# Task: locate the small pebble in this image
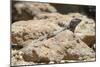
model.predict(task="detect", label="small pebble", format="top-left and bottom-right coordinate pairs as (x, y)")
top-left (49, 61), bottom-right (55, 64)
top-left (60, 60), bottom-right (65, 63)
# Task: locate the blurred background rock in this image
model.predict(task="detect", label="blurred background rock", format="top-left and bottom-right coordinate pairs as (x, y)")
top-left (12, 1), bottom-right (96, 23)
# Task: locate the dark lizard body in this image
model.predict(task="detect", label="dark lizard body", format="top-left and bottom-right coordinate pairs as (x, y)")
top-left (69, 18), bottom-right (81, 32)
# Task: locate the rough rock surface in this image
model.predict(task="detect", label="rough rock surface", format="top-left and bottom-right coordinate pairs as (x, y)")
top-left (12, 20), bottom-right (63, 47)
top-left (73, 13), bottom-right (95, 47)
top-left (20, 30), bottom-right (95, 63)
top-left (11, 1), bottom-right (96, 66)
top-left (11, 50), bottom-right (35, 66)
top-left (34, 13), bottom-right (96, 47)
top-left (12, 1), bottom-right (57, 22)
top-left (34, 13), bottom-right (72, 25)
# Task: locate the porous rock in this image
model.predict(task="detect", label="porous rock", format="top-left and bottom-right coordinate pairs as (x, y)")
top-left (21, 30), bottom-right (95, 63)
top-left (12, 1), bottom-right (57, 22)
top-left (34, 13), bottom-right (73, 26)
top-left (74, 17), bottom-right (95, 47)
top-left (12, 20), bottom-right (63, 47)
